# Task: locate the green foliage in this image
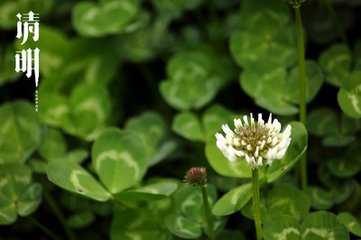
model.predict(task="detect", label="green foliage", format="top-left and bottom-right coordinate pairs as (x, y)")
top-left (338, 86), bottom-right (361, 118)
top-left (212, 183), bottom-right (252, 216)
top-left (16, 26), bottom-right (72, 77)
top-left (153, 0), bottom-right (204, 20)
top-left (206, 137), bottom-right (252, 178)
top-left (266, 122), bottom-right (308, 183)
top-left (308, 186), bottom-right (335, 210)
top-left (45, 110), bottom-right (171, 202)
top-left (263, 212), bottom-right (300, 240)
top-left (0, 46), bottom-right (20, 85)
top-left (92, 129), bottom-right (148, 194)
top-left (318, 43), bottom-right (361, 118)
top-left (326, 152), bottom-right (361, 179)
top-left (160, 47), bottom-right (234, 110)
top-left (266, 184), bottom-right (310, 221)
top-left (230, 0), bottom-right (292, 69)
top-left (0, 164), bottom-right (42, 224)
top-left (165, 184), bottom-right (223, 239)
top-left (240, 67), bottom-right (298, 115)
top-left (301, 211), bottom-right (349, 240)
top-left (319, 44), bottom-right (352, 87)
top-left (307, 108), bottom-right (360, 146)
top-left (67, 211), bottom-right (95, 229)
top-left (72, 0), bottom-right (139, 37)
top-left (39, 82), bottom-right (111, 140)
top-left (229, 0), bottom-right (325, 115)
top-left (125, 111), bottom-right (168, 165)
top-left (172, 112), bottom-right (205, 141)
top-left (38, 128), bottom-right (67, 160)
top-left (337, 212), bottom-right (361, 237)
top-left (0, 0), bottom-right (53, 29)
top-left (285, 61), bottom-right (324, 104)
top-left (115, 178), bottom-right (179, 205)
top-left (111, 200), bottom-right (172, 240)
top-left (0, 0), bottom-right (360, 239)
top-left (263, 209), bottom-right (350, 240)
top-left (0, 101), bottom-right (41, 164)
top-left (47, 157), bottom-right (112, 202)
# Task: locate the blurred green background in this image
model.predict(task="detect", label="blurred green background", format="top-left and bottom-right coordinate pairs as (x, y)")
top-left (1, 0), bottom-right (361, 239)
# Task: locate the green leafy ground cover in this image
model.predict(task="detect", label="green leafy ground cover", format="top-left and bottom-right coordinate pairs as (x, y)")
top-left (0, 0), bottom-right (360, 239)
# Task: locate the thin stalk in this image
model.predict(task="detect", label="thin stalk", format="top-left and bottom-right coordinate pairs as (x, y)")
top-left (294, 4), bottom-right (308, 190)
top-left (27, 216), bottom-right (62, 240)
top-left (44, 190), bottom-right (77, 240)
top-left (201, 185), bottom-right (215, 240)
top-left (252, 169), bottom-right (262, 240)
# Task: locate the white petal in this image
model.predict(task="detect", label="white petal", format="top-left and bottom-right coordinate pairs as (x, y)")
top-left (278, 136), bottom-right (291, 150)
top-left (232, 137), bottom-right (238, 146)
top-left (215, 133), bottom-right (224, 141)
top-left (267, 113), bottom-right (272, 124)
top-left (255, 146), bottom-right (259, 157)
top-left (282, 125), bottom-right (292, 138)
top-left (215, 133), bottom-right (240, 162)
top-left (250, 156), bottom-right (256, 166)
top-left (271, 137), bottom-right (278, 146)
top-left (259, 140), bottom-right (266, 150)
top-left (225, 149), bottom-right (237, 161)
top-left (215, 133), bottom-right (227, 149)
top-left (222, 124), bottom-right (234, 136)
top-left (276, 138), bottom-right (291, 159)
top-left (275, 147), bottom-right (287, 159)
top-left (272, 119), bottom-right (281, 132)
top-left (234, 149), bottom-right (245, 157)
top-left (266, 157), bottom-right (274, 165)
top-left (265, 147), bottom-right (277, 161)
top-left (257, 156), bottom-right (263, 166)
top-left (243, 115), bottom-right (249, 126)
top-left (258, 113), bottom-right (264, 125)
top-left (244, 154), bottom-right (251, 163)
top-left (245, 154), bottom-right (255, 166)
top-left (223, 146), bottom-right (237, 161)
top-left (234, 118), bottom-right (242, 128)
top-left (250, 113), bottom-right (255, 125)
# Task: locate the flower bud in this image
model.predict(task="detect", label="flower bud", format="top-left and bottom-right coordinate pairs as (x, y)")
top-left (184, 167), bottom-right (207, 186)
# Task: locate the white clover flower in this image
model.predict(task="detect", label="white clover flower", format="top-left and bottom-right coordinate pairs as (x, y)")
top-left (215, 113), bottom-right (292, 169)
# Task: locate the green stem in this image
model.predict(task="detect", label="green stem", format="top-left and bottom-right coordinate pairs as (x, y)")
top-left (27, 216), bottom-right (62, 240)
top-left (294, 3), bottom-right (308, 190)
top-left (252, 169), bottom-right (263, 240)
top-left (201, 185), bottom-right (215, 240)
top-left (44, 191), bottom-right (77, 240)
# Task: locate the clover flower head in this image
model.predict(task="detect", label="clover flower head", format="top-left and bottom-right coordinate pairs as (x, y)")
top-left (184, 167), bottom-right (207, 186)
top-left (215, 113), bottom-right (292, 169)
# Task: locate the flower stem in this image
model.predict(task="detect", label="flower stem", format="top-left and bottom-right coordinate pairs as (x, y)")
top-left (294, 3), bottom-right (308, 190)
top-left (201, 185), bottom-right (215, 240)
top-left (44, 190), bottom-right (77, 240)
top-left (252, 169), bottom-right (263, 240)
